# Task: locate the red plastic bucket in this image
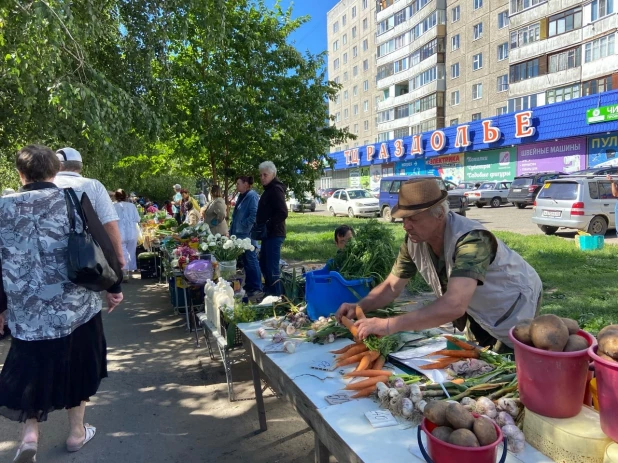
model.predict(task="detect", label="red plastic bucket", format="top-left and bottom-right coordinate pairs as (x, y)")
top-left (418, 416), bottom-right (507, 463)
top-left (589, 345), bottom-right (618, 441)
top-left (509, 328), bottom-right (596, 418)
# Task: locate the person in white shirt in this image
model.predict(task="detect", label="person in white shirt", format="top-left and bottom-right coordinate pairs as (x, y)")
top-left (53, 147), bottom-right (125, 268)
top-left (113, 189), bottom-right (141, 277)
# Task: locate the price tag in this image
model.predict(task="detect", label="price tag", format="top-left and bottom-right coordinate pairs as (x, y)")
top-left (324, 392), bottom-right (354, 405)
top-left (310, 359), bottom-right (337, 371)
top-left (263, 343), bottom-right (286, 353)
top-left (364, 410), bottom-right (398, 428)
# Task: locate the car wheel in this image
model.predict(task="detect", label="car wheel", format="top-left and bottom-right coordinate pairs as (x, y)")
top-left (311, 207), bottom-right (315, 212)
top-left (348, 208), bottom-right (355, 219)
top-left (382, 206), bottom-right (394, 222)
top-left (538, 225), bottom-right (558, 235)
top-left (490, 197), bottom-right (501, 208)
top-left (475, 202), bottom-right (484, 208)
top-left (329, 206), bottom-right (336, 217)
top-left (587, 216), bottom-right (608, 236)
top-left (515, 203), bottom-right (527, 209)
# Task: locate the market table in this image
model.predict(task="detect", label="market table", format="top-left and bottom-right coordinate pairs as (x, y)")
top-left (238, 321), bottom-right (554, 463)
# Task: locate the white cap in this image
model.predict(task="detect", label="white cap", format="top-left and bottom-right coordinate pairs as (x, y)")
top-left (56, 147), bottom-right (82, 163)
top-left (173, 184), bottom-right (181, 189)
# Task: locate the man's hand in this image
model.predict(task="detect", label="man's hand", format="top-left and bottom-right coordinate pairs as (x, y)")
top-left (335, 303), bottom-right (357, 323)
top-left (106, 292), bottom-right (124, 313)
top-left (355, 317), bottom-right (390, 340)
top-left (0, 312), bottom-right (5, 335)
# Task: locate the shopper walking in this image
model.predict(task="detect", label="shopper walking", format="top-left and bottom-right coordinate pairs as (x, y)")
top-left (255, 161), bottom-right (287, 296)
top-left (172, 184), bottom-right (182, 224)
top-left (229, 175), bottom-right (262, 297)
top-left (113, 189), bottom-right (141, 278)
top-left (201, 185), bottom-right (228, 236)
top-left (0, 145), bottom-right (123, 463)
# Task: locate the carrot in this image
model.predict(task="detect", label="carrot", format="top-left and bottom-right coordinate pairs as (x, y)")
top-left (355, 351), bottom-right (378, 371)
top-left (372, 355), bottom-right (386, 371)
top-left (341, 316), bottom-right (358, 338)
top-left (344, 375), bottom-right (390, 391)
top-left (351, 385), bottom-right (377, 398)
top-left (451, 378), bottom-right (465, 385)
top-left (335, 344), bottom-right (368, 360)
top-left (420, 357), bottom-right (461, 370)
top-left (355, 305), bottom-right (366, 320)
top-left (427, 350), bottom-right (479, 359)
top-left (337, 349), bottom-right (379, 368)
top-left (330, 342), bottom-right (360, 354)
top-left (444, 335), bottom-right (478, 351)
top-left (344, 369), bottom-right (394, 378)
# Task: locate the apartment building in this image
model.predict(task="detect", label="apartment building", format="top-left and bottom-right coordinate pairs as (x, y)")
top-left (327, 0), bottom-right (381, 152)
top-left (444, 0), bottom-right (511, 125)
top-left (507, 0), bottom-right (617, 113)
top-left (374, 0), bottom-right (448, 141)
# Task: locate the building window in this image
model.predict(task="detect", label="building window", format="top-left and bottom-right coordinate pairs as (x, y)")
top-left (364, 80), bottom-right (369, 91)
top-left (498, 11), bottom-right (509, 29)
top-left (363, 18), bottom-right (368, 30)
top-left (333, 21), bottom-right (339, 33)
top-left (352, 26), bottom-right (357, 39)
top-left (509, 58), bottom-right (539, 83)
top-left (334, 76), bottom-right (340, 84)
top-left (343, 53), bottom-right (348, 64)
top-left (335, 112), bottom-right (341, 122)
top-left (354, 104), bottom-right (359, 115)
top-left (352, 6), bottom-right (357, 18)
top-left (394, 8), bottom-right (407, 26)
top-left (364, 120), bottom-right (369, 130)
top-left (344, 108), bottom-right (349, 119)
top-left (497, 43), bottom-right (509, 61)
top-left (472, 83), bottom-right (483, 100)
top-left (496, 106), bottom-right (508, 115)
top-left (549, 47), bottom-right (581, 72)
top-left (412, 66), bottom-right (442, 90)
top-left (344, 90), bottom-right (349, 100)
top-left (362, 0), bottom-right (368, 9)
top-left (452, 5), bottom-right (460, 22)
top-left (497, 75), bottom-right (509, 92)
top-left (333, 58), bottom-right (340, 70)
top-left (585, 34), bottom-right (615, 63)
top-left (353, 85), bottom-right (358, 96)
top-left (353, 123), bottom-right (358, 134)
top-left (342, 14), bottom-right (346, 26)
top-left (363, 59), bottom-right (369, 71)
top-left (510, 23), bottom-right (540, 49)
top-left (471, 113), bottom-right (482, 121)
top-left (582, 76), bottom-right (613, 96)
top-left (394, 127), bottom-right (410, 138)
top-left (548, 7), bottom-right (582, 37)
top-left (508, 94), bottom-right (537, 112)
top-left (474, 0), bottom-right (483, 10)
top-left (473, 23), bottom-right (483, 40)
top-left (546, 83), bottom-right (581, 104)
top-left (344, 71), bottom-right (348, 81)
top-left (451, 90), bottom-right (460, 106)
top-left (343, 34), bottom-right (347, 45)
top-left (452, 34), bottom-right (460, 51)
top-left (353, 46), bottom-right (358, 58)
top-left (364, 100), bottom-right (369, 112)
top-left (473, 53), bottom-right (483, 70)
top-left (333, 40), bottom-right (339, 51)
top-left (450, 118), bottom-right (459, 126)
top-left (353, 65), bottom-right (358, 77)
top-left (510, 0), bottom-right (542, 14)
top-left (363, 39), bottom-right (369, 51)
top-left (451, 62), bottom-right (460, 79)
top-left (592, 0), bottom-right (614, 21)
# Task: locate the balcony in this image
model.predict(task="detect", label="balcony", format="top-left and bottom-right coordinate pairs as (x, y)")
top-left (378, 107), bottom-right (438, 132)
top-left (509, 67), bottom-right (582, 97)
top-left (581, 55), bottom-right (618, 81)
top-left (583, 14), bottom-right (618, 41)
top-left (377, 54), bottom-right (439, 90)
top-left (376, 0), bottom-right (409, 23)
top-left (377, 0), bottom-right (439, 45)
top-left (377, 79), bottom-right (445, 111)
top-left (509, 2), bottom-right (549, 29)
top-left (510, 29), bottom-right (582, 63)
top-left (377, 25), bottom-right (444, 67)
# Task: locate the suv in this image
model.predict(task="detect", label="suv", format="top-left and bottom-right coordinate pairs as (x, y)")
top-left (568, 166), bottom-right (618, 176)
top-left (531, 176), bottom-right (617, 235)
top-left (507, 172), bottom-right (565, 209)
top-left (379, 175), bottom-right (468, 222)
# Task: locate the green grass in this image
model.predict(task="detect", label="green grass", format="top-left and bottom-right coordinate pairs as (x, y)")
top-left (283, 212), bottom-right (618, 332)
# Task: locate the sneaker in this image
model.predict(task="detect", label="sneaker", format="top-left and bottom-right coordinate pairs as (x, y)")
top-left (246, 290), bottom-right (265, 302)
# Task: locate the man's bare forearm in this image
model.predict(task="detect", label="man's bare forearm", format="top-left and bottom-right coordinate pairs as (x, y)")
top-left (104, 221), bottom-right (124, 262)
top-left (359, 274), bottom-right (407, 312)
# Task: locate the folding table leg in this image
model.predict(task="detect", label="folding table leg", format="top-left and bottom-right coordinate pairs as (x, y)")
top-left (250, 355), bottom-right (267, 431)
top-left (314, 433), bottom-right (330, 463)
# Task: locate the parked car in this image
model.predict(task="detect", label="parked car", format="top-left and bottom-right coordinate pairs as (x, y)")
top-left (286, 192), bottom-right (316, 212)
top-left (455, 181), bottom-right (478, 191)
top-left (327, 188), bottom-right (380, 218)
top-left (379, 175), bottom-right (468, 222)
top-left (464, 181), bottom-right (512, 208)
top-left (567, 166), bottom-right (618, 176)
top-left (446, 181), bottom-right (477, 197)
top-left (320, 187), bottom-right (339, 202)
top-left (507, 172), bottom-right (565, 209)
top-left (531, 176), bottom-right (617, 235)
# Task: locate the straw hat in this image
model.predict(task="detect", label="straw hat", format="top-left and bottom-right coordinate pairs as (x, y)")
top-left (391, 179), bottom-right (448, 219)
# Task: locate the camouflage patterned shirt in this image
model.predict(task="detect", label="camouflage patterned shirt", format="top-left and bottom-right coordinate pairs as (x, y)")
top-left (391, 230), bottom-right (497, 293)
top-left (0, 184), bottom-right (101, 341)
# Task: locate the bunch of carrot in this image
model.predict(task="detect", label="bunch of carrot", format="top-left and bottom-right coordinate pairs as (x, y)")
top-left (420, 335), bottom-right (480, 370)
top-left (330, 306), bottom-right (394, 398)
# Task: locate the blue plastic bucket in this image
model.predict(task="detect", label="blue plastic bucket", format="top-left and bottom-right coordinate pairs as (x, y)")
top-left (578, 235), bottom-right (604, 251)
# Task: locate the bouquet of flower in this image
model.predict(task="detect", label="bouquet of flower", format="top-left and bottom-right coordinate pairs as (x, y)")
top-left (200, 234), bottom-right (255, 262)
top-left (171, 245), bottom-right (198, 269)
top-left (179, 223), bottom-right (211, 239)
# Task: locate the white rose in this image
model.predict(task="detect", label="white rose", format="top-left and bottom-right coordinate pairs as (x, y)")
top-left (215, 233), bottom-right (222, 239)
top-left (249, 245), bottom-right (255, 251)
top-left (223, 240), bottom-right (233, 249)
top-left (200, 243), bottom-right (208, 251)
top-left (230, 235), bottom-right (237, 240)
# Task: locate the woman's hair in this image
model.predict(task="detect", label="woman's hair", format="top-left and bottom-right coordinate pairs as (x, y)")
top-left (334, 225), bottom-right (354, 243)
top-left (211, 185), bottom-right (222, 198)
top-left (236, 175), bottom-right (254, 186)
top-left (259, 161), bottom-right (277, 176)
top-left (180, 188), bottom-right (189, 195)
top-left (115, 189), bottom-right (128, 202)
top-left (16, 145), bottom-right (60, 182)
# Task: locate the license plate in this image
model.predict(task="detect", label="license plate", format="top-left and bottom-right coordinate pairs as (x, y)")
top-left (513, 189), bottom-right (522, 192)
top-left (542, 210), bottom-right (562, 218)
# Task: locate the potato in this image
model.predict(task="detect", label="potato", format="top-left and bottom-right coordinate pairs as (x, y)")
top-left (561, 318), bottom-right (580, 335)
top-left (598, 325), bottom-right (618, 341)
top-left (448, 428), bottom-right (480, 447)
top-left (423, 401), bottom-right (450, 426)
top-left (598, 350), bottom-right (617, 362)
top-left (598, 335), bottom-right (618, 359)
top-left (530, 314), bottom-right (569, 351)
top-left (446, 402), bottom-right (475, 430)
top-left (563, 334), bottom-right (589, 352)
top-left (513, 320), bottom-right (533, 345)
top-left (431, 426), bottom-right (454, 442)
top-left (473, 416), bottom-right (498, 446)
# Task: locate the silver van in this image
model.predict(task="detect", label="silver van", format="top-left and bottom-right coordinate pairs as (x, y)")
top-left (531, 176), bottom-right (616, 235)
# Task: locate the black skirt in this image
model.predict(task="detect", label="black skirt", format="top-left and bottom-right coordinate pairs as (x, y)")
top-left (0, 311), bottom-right (107, 422)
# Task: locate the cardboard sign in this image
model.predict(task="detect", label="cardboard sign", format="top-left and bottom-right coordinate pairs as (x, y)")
top-left (310, 359), bottom-right (338, 371)
top-left (365, 410), bottom-right (398, 428)
top-left (324, 393), bottom-right (354, 405)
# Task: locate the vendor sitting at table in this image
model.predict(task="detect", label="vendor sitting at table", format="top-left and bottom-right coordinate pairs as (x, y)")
top-left (335, 178), bottom-right (542, 353)
top-left (334, 225), bottom-right (354, 250)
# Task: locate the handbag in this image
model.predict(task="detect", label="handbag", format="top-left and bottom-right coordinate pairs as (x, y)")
top-left (250, 222), bottom-right (268, 241)
top-left (64, 188), bottom-right (119, 291)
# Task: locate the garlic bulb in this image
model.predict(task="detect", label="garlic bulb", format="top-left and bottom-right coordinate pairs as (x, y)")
top-left (392, 378), bottom-right (405, 389)
top-left (497, 398), bottom-right (520, 418)
top-left (476, 396), bottom-right (498, 419)
top-left (388, 388), bottom-right (400, 399)
top-left (416, 399), bottom-right (427, 413)
top-left (376, 382), bottom-right (390, 400)
top-left (401, 398), bottom-right (414, 417)
top-left (272, 333), bottom-right (285, 343)
top-left (502, 424), bottom-right (525, 453)
top-left (286, 324), bottom-right (296, 336)
top-left (257, 327), bottom-right (266, 339)
top-left (283, 341), bottom-right (296, 354)
top-left (496, 411), bottom-right (515, 427)
top-left (461, 397), bottom-right (477, 412)
top-left (327, 334), bottom-right (335, 343)
top-left (306, 329), bottom-right (315, 338)
top-left (409, 384), bottom-right (423, 404)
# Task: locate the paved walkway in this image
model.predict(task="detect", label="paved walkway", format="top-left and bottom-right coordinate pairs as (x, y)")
top-left (0, 279), bottom-right (317, 462)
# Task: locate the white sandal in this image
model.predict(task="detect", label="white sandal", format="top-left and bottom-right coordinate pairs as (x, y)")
top-left (67, 424), bottom-right (96, 452)
top-left (14, 441), bottom-right (37, 463)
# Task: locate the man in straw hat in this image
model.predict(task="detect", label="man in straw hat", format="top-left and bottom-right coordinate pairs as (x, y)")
top-left (336, 178), bottom-right (542, 352)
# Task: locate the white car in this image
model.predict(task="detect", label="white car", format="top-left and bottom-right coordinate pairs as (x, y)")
top-left (286, 192), bottom-right (316, 212)
top-left (327, 189), bottom-right (380, 218)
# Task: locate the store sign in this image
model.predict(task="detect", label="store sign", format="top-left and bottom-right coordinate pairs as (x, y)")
top-left (516, 138), bottom-right (586, 175)
top-left (464, 148), bottom-right (516, 182)
top-left (349, 169), bottom-right (360, 187)
top-left (586, 105), bottom-right (618, 124)
top-left (396, 159), bottom-right (426, 176)
top-left (588, 131), bottom-right (618, 167)
top-left (426, 153), bottom-right (464, 184)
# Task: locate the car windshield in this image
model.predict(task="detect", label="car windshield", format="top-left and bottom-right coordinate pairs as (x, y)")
top-left (347, 190), bottom-right (373, 199)
top-left (478, 182), bottom-right (495, 190)
top-left (512, 178), bottom-right (533, 186)
top-left (537, 182), bottom-right (579, 200)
